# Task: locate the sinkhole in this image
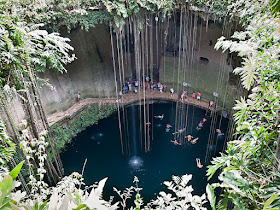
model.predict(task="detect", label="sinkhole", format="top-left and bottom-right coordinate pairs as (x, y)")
top-left (61, 101), bottom-right (228, 203)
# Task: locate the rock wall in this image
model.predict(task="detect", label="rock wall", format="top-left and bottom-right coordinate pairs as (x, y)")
top-left (40, 25), bottom-right (116, 115)
top-left (40, 14), bottom-right (240, 115)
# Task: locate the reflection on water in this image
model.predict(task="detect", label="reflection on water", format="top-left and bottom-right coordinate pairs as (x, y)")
top-left (129, 156), bottom-right (144, 169)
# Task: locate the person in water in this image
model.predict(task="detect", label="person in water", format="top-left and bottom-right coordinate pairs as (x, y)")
top-left (154, 114), bottom-right (164, 120)
top-left (166, 124), bottom-right (172, 128)
top-left (171, 139), bottom-right (181, 145)
top-left (196, 122), bottom-right (203, 130)
top-left (186, 134), bottom-right (193, 142)
top-left (166, 124), bottom-right (172, 132)
top-left (191, 137), bottom-right (199, 144)
top-left (216, 129), bottom-right (224, 136)
top-left (201, 118), bottom-right (207, 123)
top-left (196, 158), bottom-right (203, 168)
top-left (146, 122), bottom-right (151, 125)
top-left (173, 128), bottom-right (185, 135)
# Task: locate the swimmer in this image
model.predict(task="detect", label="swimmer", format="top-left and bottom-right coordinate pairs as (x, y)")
top-left (201, 118), bottom-right (207, 123)
top-left (191, 137), bottom-right (199, 144)
top-left (154, 114), bottom-right (164, 120)
top-left (173, 128), bottom-right (185, 135)
top-left (216, 129), bottom-right (224, 136)
top-left (178, 128), bottom-right (185, 133)
top-left (166, 124), bottom-right (172, 132)
top-left (170, 139), bottom-right (181, 145)
top-left (185, 135), bottom-right (193, 142)
top-left (166, 124), bottom-right (172, 128)
top-left (146, 122), bottom-right (151, 125)
top-left (196, 158), bottom-right (203, 168)
top-left (196, 123), bottom-right (203, 130)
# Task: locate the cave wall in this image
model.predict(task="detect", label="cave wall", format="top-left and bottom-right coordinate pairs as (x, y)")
top-left (40, 25), bottom-right (116, 114)
top-left (40, 14), bottom-right (240, 115)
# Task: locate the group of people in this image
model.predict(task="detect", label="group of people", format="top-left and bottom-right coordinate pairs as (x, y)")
top-left (119, 76), bottom-right (175, 96)
top-left (120, 79), bottom-right (142, 95)
top-left (186, 135), bottom-right (199, 144)
top-left (180, 91), bottom-right (201, 103)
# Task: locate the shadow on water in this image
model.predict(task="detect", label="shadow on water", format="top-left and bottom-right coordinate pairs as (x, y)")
top-left (61, 101), bottom-right (228, 206)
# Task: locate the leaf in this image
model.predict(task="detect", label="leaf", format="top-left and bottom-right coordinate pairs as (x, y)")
top-left (206, 184), bottom-right (216, 210)
top-left (73, 204), bottom-right (87, 210)
top-left (233, 56), bottom-right (257, 90)
top-left (9, 190), bottom-right (26, 203)
top-left (9, 202), bottom-right (20, 210)
top-left (39, 200), bottom-right (48, 210)
top-left (58, 195), bottom-right (69, 210)
top-left (9, 161), bottom-right (24, 180)
top-left (263, 194), bottom-right (279, 210)
top-left (0, 175), bottom-right (13, 198)
top-left (48, 188), bottom-right (58, 210)
top-left (84, 177), bottom-right (108, 209)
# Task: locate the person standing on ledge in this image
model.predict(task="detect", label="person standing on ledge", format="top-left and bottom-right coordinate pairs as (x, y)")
top-left (170, 88), bottom-right (174, 96)
top-left (197, 92), bottom-right (201, 101)
top-left (77, 93), bottom-right (81, 103)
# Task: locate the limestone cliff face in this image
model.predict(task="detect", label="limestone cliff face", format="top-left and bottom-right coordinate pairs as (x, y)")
top-left (40, 16), bottom-right (238, 115)
top-left (40, 24), bottom-right (116, 115)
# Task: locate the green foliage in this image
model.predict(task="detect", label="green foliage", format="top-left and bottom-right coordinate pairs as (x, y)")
top-left (263, 194), bottom-right (279, 210)
top-left (0, 119), bottom-right (16, 174)
top-left (50, 104), bottom-right (116, 151)
top-left (0, 161), bottom-right (25, 210)
top-left (270, 0), bottom-right (280, 17)
top-left (8, 161), bottom-right (24, 180)
top-left (0, 12), bottom-right (75, 90)
top-left (208, 0), bottom-right (280, 209)
top-left (206, 184), bottom-right (216, 210)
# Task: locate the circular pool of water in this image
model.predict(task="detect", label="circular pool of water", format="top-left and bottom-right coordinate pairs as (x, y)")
top-left (61, 101), bottom-right (228, 204)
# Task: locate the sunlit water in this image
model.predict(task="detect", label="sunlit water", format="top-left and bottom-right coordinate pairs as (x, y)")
top-left (61, 101), bottom-right (228, 205)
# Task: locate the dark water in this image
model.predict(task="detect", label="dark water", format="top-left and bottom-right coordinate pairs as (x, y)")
top-left (61, 101), bottom-right (228, 205)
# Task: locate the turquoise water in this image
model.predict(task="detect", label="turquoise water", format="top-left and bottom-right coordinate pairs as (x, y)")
top-left (61, 101), bottom-right (228, 205)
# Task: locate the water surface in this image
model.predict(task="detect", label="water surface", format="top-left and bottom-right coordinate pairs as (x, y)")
top-left (61, 101), bottom-right (228, 204)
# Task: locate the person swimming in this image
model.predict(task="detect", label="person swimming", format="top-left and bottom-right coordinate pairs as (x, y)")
top-left (216, 129), bottom-right (224, 136)
top-left (166, 124), bottom-right (172, 128)
top-left (196, 122), bottom-right (203, 130)
top-left (196, 158), bottom-right (203, 168)
top-left (154, 114), bottom-right (164, 120)
top-left (172, 128), bottom-right (185, 135)
top-left (191, 137), bottom-right (199, 144)
top-left (201, 118), bottom-right (207, 123)
top-left (186, 134), bottom-right (193, 142)
top-left (166, 124), bottom-right (172, 132)
top-left (171, 139), bottom-right (181, 145)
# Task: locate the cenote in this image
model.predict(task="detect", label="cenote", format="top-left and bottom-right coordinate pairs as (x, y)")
top-left (61, 100), bottom-right (228, 203)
